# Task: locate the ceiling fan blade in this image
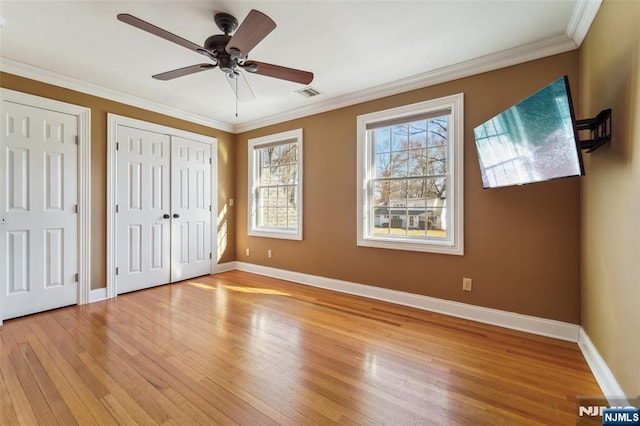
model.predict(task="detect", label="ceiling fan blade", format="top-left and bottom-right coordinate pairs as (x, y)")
top-left (225, 10), bottom-right (276, 58)
top-left (225, 71), bottom-right (256, 102)
top-left (243, 61), bottom-right (314, 85)
top-left (117, 13), bottom-right (214, 59)
top-left (153, 64), bottom-right (217, 81)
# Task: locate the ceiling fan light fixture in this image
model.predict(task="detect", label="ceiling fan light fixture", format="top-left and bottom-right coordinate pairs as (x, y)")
top-left (243, 63), bottom-right (259, 73)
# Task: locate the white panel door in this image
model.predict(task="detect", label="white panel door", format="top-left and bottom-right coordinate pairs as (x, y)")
top-left (116, 125), bottom-right (171, 294)
top-left (2, 102), bottom-right (78, 319)
top-left (171, 137), bottom-right (211, 282)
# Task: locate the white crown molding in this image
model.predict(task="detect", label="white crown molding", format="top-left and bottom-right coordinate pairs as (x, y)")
top-left (2, 27), bottom-right (591, 136)
top-left (566, 0), bottom-right (602, 47)
top-left (222, 261), bottom-right (580, 342)
top-left (234, 34), bottom-right (577, 133)
top-left (0, 57), bottom-right (235, 133)
top-left (578, 327), bottom-right (629, 404)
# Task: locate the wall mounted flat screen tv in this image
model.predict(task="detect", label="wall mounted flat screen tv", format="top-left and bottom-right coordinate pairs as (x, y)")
top-left (473, 76), bottom-right (584, 189)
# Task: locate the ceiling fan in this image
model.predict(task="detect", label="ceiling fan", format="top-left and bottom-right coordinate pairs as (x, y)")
top-left (117, 10), bottom-right (314, 102)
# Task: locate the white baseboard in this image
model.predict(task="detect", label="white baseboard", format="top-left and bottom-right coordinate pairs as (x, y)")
top-left (89, 287), bottom-right (108, 303)
top-left (578, 327), bottom-right (629, 404)
top-left (221, 261), bottom-right (580, 342)
top-left (216, 262), bottom-right (237, 273)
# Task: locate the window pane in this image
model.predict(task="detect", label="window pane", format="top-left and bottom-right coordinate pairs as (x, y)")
top-left (289, 186), bottom-right (298, 209)
top-left (427, 147), bottom-right (447, 175)
top-left (287, 205), bottom-right (298, 228)
top-left (374, 128), bottom-right (391, 153)
top-left (270, 145), bottom-right (281, 164)
top-left (407, 149), bottom-right (426, 176)
top-left (282, 165), bottom-right (296, 184)
top-left (426, 177), bottom-right (445, 199)
top-left (281, 143), bottom-right (296, 164)
top-left (259, 160), bottom-right (270, 185)
top-left (428, 117), bottom-right (448, 147)
top-left (288, 144), bottom-right (298, 163)
top-left (259, 188), bottom-right (269, 208)
top-left (275, 207), bottom-right (284, 228)
top-left (267, 207), bottom-right (278, 227)
top-left (375, 153), bottom-right (391, 178)
top-left (257, 207), bottom-right (265, 227)
top-left (389, 180), bottom-right (407, 204)
top-left (425, 177), bottom-right (447, 238)
top-left (391, 125), bottom-right (408, 151)
top-left (373, 180), bottom-right (390, 206)
top-left (408, 120), bottom-right (428, 149)
top-left (373, 206), bottom-right (390, 235)
top-left (407, 178), bottom-right (425, 200)
top-left (268, 187), bottom-right (277, 207)
top-left (391, 150), bottom-right (408, 178)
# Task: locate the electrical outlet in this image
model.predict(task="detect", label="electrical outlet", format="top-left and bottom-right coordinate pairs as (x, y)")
top-left (245, 248), bottom-right (250, 256)
top-left (267, 249), bottom-right (272, 258)
top-left (229, 199), bottom-right (234, 206)
top-left (462, 278), bottom-right (472, 291)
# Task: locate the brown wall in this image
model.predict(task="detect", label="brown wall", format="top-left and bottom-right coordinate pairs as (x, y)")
top-left (236, 51), bottom-right (582, 323)
top-left (0, 72), bottom-right (236, 290)
top-left (579, 0), bottom-right (640, 397)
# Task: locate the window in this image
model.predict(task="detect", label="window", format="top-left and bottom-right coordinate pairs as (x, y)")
top-left (356, 94), bottom-right (464, 255)
top-left (248, 129), bottom-right (303, 240)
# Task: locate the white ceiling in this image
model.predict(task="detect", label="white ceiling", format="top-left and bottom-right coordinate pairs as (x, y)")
top-left (0, 1), bottom-right (599, 133)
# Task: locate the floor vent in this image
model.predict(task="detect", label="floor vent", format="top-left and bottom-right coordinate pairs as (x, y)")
top-left (296, 87), bottom-right (321, 98)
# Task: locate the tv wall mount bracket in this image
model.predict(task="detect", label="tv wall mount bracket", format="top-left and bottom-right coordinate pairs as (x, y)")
top-left (577, 109), bottom-right (611, 153)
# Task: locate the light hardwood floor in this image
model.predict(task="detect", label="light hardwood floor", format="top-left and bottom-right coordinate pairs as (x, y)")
top-left (1, 270), bottom-right (602, 425)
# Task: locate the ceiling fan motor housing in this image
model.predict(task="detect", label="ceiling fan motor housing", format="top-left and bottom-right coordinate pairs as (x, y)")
top-left (204, 34), bottom-right (234, 72)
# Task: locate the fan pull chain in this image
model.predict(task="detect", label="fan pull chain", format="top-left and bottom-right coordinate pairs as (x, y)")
top-left (235, 76), bottom-right (239, 117)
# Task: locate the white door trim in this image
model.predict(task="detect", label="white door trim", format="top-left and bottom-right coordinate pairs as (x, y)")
top-left (0, 89), bottom-right (91, 326)
top-left (106, 114), bottom-right (218, 299)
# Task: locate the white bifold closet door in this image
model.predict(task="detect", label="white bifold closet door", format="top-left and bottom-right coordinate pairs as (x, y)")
top-left (2, 102), bottom-right (78, 319)
top-left (170, 136), bottom-right (212, 282)
top-left (115, 125), bottom-right (211, 294)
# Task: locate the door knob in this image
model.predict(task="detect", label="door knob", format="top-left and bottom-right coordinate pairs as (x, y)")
top-left (163, 214), bottom-right (170, 219)
top-left (173, 213), bottom-right (180, 218)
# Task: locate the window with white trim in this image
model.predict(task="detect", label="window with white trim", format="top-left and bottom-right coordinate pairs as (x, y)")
top-left (357, 94), bottom-right (464, 255)
top-left (248, 128), bottom-right (303, 240)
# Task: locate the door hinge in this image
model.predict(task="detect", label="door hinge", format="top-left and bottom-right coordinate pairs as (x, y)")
top-left (209, 157), bottom-right (212, 164)
top-left (74, 204), bottom-right (79, 214)
top-left (74, 273), bottom-right (79, 282)
top-left (116, 142), bottom-right (119, 151)
top-left (75, 136), bottom-right (79, 145)
top-left (115, 267), bottom-right (119, 275)
top-left (209, 252), bottom-right (212, 259)
top-left (115, 204), bottom-right (119, 213)
top-left (209, 205), bottom-right (212, 212)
